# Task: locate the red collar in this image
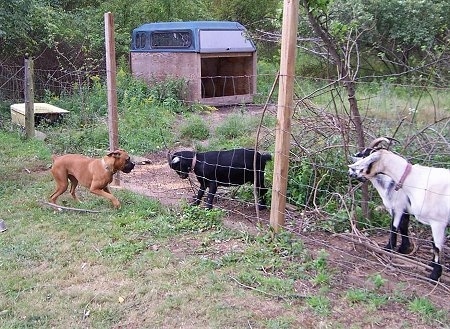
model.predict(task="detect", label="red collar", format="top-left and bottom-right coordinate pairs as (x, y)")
top-left (395, 163), bottom-right (412, 191)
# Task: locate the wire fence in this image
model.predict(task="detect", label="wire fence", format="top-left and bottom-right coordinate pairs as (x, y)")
top-left (2, 61), bottom-right (450, 301)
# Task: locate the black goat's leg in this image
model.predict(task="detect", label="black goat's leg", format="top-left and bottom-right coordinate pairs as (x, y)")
top-left (194, 185), bottom-right (206, 206)
top-left (256, 173), bottom-right (268, 210)
top-left (205, 183), bottom-right (217, 209)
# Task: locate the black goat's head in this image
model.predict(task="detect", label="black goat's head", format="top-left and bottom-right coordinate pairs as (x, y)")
top-left (168, 151), bottom-right (194, 179)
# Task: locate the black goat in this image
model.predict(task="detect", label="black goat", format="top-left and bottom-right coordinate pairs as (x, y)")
top-left (168, 148), bottom-right (272, 209)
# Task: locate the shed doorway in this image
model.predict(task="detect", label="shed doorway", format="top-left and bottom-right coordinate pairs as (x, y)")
top-left (201, 54), bottom-right (254, 99)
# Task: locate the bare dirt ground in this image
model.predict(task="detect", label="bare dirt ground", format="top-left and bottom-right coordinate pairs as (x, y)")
top-left (119, 107), bottom-right (449, 325)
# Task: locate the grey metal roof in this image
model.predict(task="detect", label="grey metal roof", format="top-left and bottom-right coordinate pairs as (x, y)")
top-left (130, 21), bottom-right (256, 53)
top-left (134, 21), bottom-right (246, 32)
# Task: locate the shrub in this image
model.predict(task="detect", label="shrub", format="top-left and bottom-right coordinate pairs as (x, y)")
top-left (179, 115), bottom-right (210, 141)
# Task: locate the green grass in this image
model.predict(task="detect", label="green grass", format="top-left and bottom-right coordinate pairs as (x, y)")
top-left (0, 72), bottom-right (449, 327)
top-left (1, 125), bottom-right (448, 327)
top-left (408, 297), bottom-right (448, 324)
top-left (179, 114), bottom-right (210, 141)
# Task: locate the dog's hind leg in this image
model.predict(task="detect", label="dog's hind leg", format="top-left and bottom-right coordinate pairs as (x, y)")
top-left (49, 176), bottom-right (69, 205)
top-left (68, 175), bottom-right (80, 201)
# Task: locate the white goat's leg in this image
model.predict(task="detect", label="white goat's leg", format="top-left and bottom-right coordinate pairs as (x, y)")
top-left (397, 213), bottom-right (411, 254)
top-left (429, 222), bottom-right (447, 281)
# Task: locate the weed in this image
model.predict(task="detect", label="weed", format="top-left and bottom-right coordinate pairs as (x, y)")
top-left (256, 230), bottom-right (306, 259)
top-left (369, 273), bottom-right (387, 290)
top-left (102, 239), bottom-right (146, 262)
top-left (345, 288), bottom-right (370, 304)
top-left (41, 72), bottom-right (177, 154)
top-left (345, 288), bottom-right (388, 310)
top-left (265, 316), bottom-right (297, 329)
top-left (174, 205), bottom-right (225, 233)
top-left (235, 271), bottom-right (295, 297)
top-left (214, 113), bottom-right (253, 139)
top-left (408, 297), bottom-right (448, 323)
top-left (307, 295), bottom-right (331, 316)
top-left (147, 76), bottom-right (188, 112)
top-left (312, 271), bottom-right (331, 286)
top-left (179, 114), bottom-right (210, 141)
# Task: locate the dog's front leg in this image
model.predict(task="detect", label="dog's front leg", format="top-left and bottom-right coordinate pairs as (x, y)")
top-left (90, 185), bottom-right (121, 208)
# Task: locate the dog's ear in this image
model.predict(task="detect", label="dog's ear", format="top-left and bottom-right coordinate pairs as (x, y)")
top-left (107, 150), bottom-right (122, 158)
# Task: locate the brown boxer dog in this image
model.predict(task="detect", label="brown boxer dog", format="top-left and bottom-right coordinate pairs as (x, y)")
top-left (49, 149), bottom-right (135, 209)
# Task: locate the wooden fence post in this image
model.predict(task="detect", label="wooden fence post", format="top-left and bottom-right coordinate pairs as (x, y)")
top-left (104, 12), bottom-right (120, 185)
top-left (269, 0), bottom-right (299, 232)
top-left (24, 55), bottom-right (35, 139)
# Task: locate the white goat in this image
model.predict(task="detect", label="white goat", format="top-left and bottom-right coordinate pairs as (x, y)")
top-left (352, 138), bottom-right (411, 254)
top-left (349, 148), bottom-right (450, 281)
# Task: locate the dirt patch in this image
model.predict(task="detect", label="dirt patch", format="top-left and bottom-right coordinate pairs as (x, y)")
top-left (122, 150), bottom-right (192, 207)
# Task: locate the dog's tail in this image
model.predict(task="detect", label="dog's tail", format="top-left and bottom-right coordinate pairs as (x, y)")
top-left (48, 155), bottom-right (58, 169)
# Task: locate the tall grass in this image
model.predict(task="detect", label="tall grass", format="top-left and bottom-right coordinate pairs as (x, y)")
top-left (38, 70), bottom-right (186, 155)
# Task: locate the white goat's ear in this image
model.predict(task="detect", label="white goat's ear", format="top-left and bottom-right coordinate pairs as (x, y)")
top-left (348, 151), bottom-right (380, 169)
top-left (350, 156), bottom-right (361, 163)
top-left (171, 156), bottom-right (181, 164)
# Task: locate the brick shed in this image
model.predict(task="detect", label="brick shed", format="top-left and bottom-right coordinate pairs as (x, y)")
top-left (130, 21), bottom-right (257, 106)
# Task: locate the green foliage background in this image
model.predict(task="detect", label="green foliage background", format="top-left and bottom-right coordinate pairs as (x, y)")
top-left (1, 0), bottom-right (448, 84)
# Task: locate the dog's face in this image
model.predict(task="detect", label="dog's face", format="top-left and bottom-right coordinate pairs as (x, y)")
top-left (108, 150), bottom-right (135, 173)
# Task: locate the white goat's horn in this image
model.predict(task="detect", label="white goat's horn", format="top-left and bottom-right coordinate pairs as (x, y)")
top-left (368, 137), bottom-right (393, 149)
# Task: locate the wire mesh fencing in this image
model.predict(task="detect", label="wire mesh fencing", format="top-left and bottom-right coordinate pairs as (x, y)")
top-left (1, 62), bottom-right (450, 297)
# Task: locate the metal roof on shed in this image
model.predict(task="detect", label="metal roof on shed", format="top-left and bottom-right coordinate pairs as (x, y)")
top-left (133, 21), bottom-right (247, 32)
top-left (131, 21), bottom-right (256, 53)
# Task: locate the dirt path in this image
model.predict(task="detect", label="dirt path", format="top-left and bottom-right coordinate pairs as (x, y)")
top-left (122, 151), bottom-right (192, 207)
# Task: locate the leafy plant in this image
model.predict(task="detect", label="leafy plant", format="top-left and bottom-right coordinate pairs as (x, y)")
top-left (369, 273), bottom-right (387, 290)
top-left (179, 114), bottom-right (210, 141)
top-left (173, 205), bottom-right (225, 233)
top-left (307, 295), bottom-right (331, 316)
top-left (215, 113), bottom-right (251, 139)
top-left (408, 297), bottom-right (447, 323)
top-left (41, 71), bottom-right (177, 154)
top-left (148, 77), bottom-right (188, 112)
